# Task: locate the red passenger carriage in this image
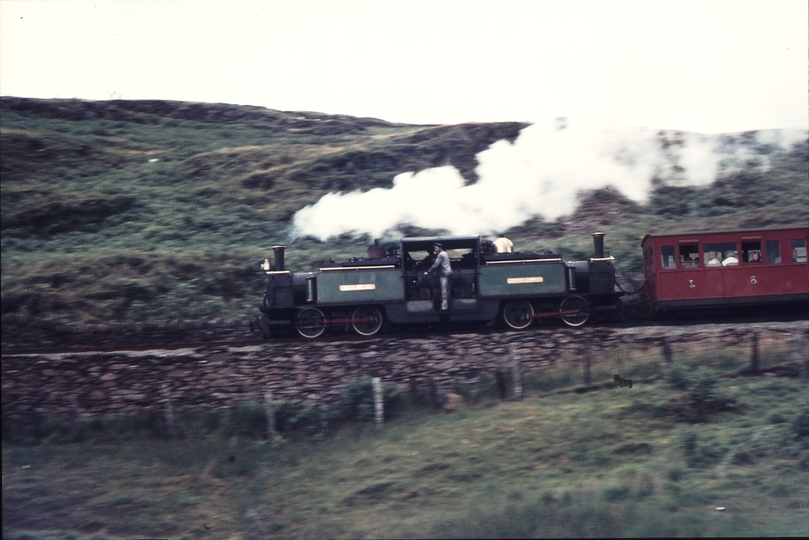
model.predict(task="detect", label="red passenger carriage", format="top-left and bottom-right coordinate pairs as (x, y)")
top-left (641, 227), bottom-right (809, 313)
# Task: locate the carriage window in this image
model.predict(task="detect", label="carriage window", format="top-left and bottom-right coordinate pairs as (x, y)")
top-left (742, 241), bottom-right (762, 263)
top-left (644, 249), bottom-right (653, 276)
top-left (765, 240), bottom-right (781, 264)
top-left (660, 246), bottom-right (675, 269)
top-left (679, 244), bottom-right (700, 268)
top-left (704, 242), bottom-right (738, 266)
top-left (791, 239), bottom-right (807, 262)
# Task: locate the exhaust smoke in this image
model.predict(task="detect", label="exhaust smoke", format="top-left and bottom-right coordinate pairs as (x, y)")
top-left (291, 118), bottom-right (806, 241)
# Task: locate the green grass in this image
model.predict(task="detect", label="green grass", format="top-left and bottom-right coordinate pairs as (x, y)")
top-left (4, 347), bottom-right (808, 538)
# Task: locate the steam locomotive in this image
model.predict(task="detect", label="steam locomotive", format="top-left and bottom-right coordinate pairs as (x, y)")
top-left (251, 233), bottom-right (623, 338)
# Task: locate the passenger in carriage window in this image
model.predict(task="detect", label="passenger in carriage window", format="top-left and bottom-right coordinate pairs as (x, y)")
top-left (722, 250), bottom-right (738, 266)
top-left (749, 251), bottom-right (762, 263)
top-left (765, 240), bottom-right (782, 264)
top-left (706, 251), bottom-right (722, 266)
top-left (792, 240), bottom-right (807, 262)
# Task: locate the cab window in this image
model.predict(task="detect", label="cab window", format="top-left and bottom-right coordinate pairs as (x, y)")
top-left (660, 246), bottom-right (676, 269)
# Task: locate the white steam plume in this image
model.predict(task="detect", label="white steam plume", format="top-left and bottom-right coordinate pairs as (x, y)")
top-left (292, 118), bottom-right (806, 240)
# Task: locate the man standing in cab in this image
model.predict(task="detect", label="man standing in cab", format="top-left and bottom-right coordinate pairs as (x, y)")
top-left (425, 242), bottom-right (453, 311)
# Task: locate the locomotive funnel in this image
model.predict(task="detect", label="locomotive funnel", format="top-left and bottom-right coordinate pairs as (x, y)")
top-left (592, 232), bottom-right (605, 258)
top-left (272, 245), bottom-right (286, 271)
top-left (367, 239), bottom-right (385, 259)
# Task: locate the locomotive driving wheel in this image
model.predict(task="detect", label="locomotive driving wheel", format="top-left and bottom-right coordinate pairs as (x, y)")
top-left (502, 299), bottom-right (534, 330)
top-left (559, 295), bottom-right (590, 327)
top-left (352, 306), bottom-right (384, 336)
top-left (295, 307), bottom-right (326, 338)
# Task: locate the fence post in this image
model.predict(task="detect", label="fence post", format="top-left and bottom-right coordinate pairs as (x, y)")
top-left (429, 378), bottom-right (441, 410)
top-left (583, 350), bottom-right (592, 387)
top-left (582, 331), bottom-right (593, 387)
top-left (750, 332), bottom-right (759, 373)
top-left (661, 338), bottom-right (674, 365)
top-left (510, 346), bottom-right (522, 400)
top-left (318, 399), bottom-right (329, 435)
top-left (495, 359), bottom-right (508, 400)
top-left (372, 377), bottom-right (383, 430)
top-left (264, 391), bottom-right (276, 441)
top-left (797, 330), bottom-right (808, 379)
top-left (161, 385), bottom-right (175, 437)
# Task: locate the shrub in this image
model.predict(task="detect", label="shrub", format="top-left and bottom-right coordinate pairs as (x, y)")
top-left (273, 399), bottom-right (320, 434)
top-left (667, 467), bottom-right (684, 482)
top-left (602, 484), bottom-right (631, 501)
top-left (678, 429), bottom-right (726, 468)
top-left (792, 406), bottom-right (809, 439)
top-left (690, 367), bottom-right (735, 411)
top-left (665, 364), bottom-right (692, 391)
top-left (328, 377), bottom-right (408, 424)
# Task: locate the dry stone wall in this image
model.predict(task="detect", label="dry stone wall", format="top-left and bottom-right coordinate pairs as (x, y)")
top-left (2, 322), bottom-right (807, 421)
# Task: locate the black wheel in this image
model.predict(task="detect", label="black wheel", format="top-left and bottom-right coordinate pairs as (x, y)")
top-left (503, 299), bottom-right (534, 330)
top-left (352, 306), bottom-right (384, 336)
top-left (560, 295), bottom-right (590, 327)
top-left (295, 307), bottom-right (326, 338)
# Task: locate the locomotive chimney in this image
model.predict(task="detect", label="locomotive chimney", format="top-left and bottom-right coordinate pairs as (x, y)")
top-left (367, 239), bottom-right (385, 259)
top-left (272, 245), bottom-right (286, 271)
top-left (592, 232), bottom-right (605, 258)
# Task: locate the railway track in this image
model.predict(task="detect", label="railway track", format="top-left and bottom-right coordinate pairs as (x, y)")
top-left (2, 311), bottom-right (807, 355)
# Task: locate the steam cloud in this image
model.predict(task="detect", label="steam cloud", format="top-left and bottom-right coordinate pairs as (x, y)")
top-left (292, 118), bottom-right (806, 240)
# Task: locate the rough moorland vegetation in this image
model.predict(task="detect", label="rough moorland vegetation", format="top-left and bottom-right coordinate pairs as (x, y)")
top-left (1, 97), bottom-right (807, 323)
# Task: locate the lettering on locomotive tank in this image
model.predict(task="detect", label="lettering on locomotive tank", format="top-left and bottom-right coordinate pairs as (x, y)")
top-left (507, 277), bottom-right (544, 284)
top-left (340, 284), bottom-right (376, 292)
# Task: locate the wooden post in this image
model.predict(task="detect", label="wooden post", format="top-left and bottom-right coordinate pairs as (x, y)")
top-left (372, 377), bottom-right (383, 430)
top-left (264, 391), bottom-right (275, 441)
top-left (796, 330), bottom-right (808, 379)
top-left (583, 350), bottom-right (592, 387)
top-left (711, 333), bottom-right (719, 370)
top-left (661, 338), bottom-right (673, 364)
top-left (161, 385), bottom-right (175, 437)
top-left (582, 330), bottom-right (593, 387)
top-left (750, 332), bottom-right (759, 373)
top-left (429, 378), bottom-right (441, 410)
top-left (495, 360), bottom-right (508, 400)
top-left (510, 346), bottom-right (522, 400)
top-left (318, 400), bottom-right (329, 435)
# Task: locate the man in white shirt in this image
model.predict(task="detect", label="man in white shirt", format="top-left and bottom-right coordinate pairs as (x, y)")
top-left (722, 250), bottom-right (738, 266)
top-left (706, 251), bottom-right (721, 266)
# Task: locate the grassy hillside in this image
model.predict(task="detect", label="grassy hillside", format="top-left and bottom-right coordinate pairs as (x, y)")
top-left (1, 97), bottom-right (807, 323)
